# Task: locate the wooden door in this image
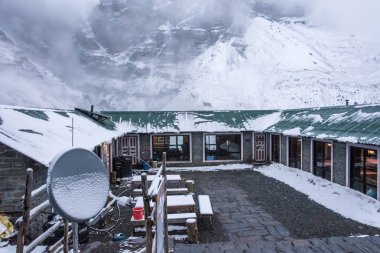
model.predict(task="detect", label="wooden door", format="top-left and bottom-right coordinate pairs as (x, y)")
top-left (254, 134), bottom-right (266, 162)
top-left (121, 136), bottom-right (138, 164)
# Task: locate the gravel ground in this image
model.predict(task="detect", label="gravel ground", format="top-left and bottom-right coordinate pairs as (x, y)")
top-left (81, 169), bottom-right (380, 252)
top-left (181, 170), bottom-right (380, 239)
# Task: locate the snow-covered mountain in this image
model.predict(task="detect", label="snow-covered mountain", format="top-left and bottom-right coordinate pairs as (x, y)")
top-left (0, 0), bottom-right (379, 110)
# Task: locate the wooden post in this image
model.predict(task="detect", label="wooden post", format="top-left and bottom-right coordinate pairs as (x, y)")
top-left (111, 171), bottom-right (117, 184)
top-left (162, 152), bottom-right (169, 253)
top-left (63, 220), bottom-right (69, 253)
top-left (16, 168), bottom-right (33, 253)
top-left (185, 180), bottom-right (194, 194)
top-left (186, 219), bottom-right (198, 243)
top-left (142, 173), bottom-right (152, 253)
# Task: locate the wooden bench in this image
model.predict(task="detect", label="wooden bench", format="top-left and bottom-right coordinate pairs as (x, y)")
top-left (131, 212), bottom-right (197, 234)
top-left (198, 195), bottom-right (213, 227)
top-left (133, 188), bottom-right (188, 197)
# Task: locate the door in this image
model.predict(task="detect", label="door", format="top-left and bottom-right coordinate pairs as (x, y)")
top-left (121, 136), bottom-right (138, 164)
top-left (254, 133), bottom-right (266, 162)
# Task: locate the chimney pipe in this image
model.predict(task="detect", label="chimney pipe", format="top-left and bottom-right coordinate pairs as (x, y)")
top-left (91, 105), bottom-right (94, 113)
top-left (345, 100), bottom-right (349, 106)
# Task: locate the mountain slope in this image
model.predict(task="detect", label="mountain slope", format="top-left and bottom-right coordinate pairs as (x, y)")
top-left (0, 0), bottom-right (379, 110)
top-left (171, 17), bottom-right (380, 109)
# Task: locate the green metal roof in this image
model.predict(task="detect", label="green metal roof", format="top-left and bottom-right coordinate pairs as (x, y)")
top-left (266, 104), bottom-right (380, 146)
top-left (101, 110), bottom-right (280, 133)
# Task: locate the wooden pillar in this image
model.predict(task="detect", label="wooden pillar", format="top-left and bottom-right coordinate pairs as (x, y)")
top-left (186, 218), bottom-right (198, 243)
top-left (185, 180), bottom-right (194, 194)
top-left (162, 152), bottom-right (169, 253)
top-left (142, 173), bottom-right (152, 253)
top-left (16, 168), bottom-right (33, 253)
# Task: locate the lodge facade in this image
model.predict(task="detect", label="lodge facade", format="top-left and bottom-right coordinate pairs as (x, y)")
top-left (1, 104), bottom-right (380, 215)
top-left (98, 131), bottom-right (378, 200)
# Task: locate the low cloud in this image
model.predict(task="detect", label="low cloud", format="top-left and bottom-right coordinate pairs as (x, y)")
top-left (254, 0), bottom-right (380, 41)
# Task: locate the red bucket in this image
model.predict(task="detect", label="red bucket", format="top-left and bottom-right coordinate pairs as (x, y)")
top-left (133, 207), bottom-right (144, 220)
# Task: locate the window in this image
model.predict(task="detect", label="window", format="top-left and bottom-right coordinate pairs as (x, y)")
top-left (350, 146), bottom-right (377, 199)
top-left (271, 135), bottom-right (280, 163)
top-left (205, 134), bottom-right (241, 161)
top-left (313, 141), bottom-right (332, 180)
top-left (288, 137), bottom-right (301, 169)
top-left (152, 135), bottom-right (190, 162)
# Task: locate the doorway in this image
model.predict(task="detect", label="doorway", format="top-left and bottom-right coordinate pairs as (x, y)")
top-left (121, 136), bottom-right (138, 164)
top-left (254, 133), bottom-right (266, 163)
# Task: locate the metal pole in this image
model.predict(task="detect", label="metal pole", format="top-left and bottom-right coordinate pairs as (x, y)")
top-left (72, 222), bottom-right (79, 253)
top-left (63, 220), bottom-right (69, 253)
top-left (142, 173), bottom-right (152, 253)
top-left (16, 168), bottom-right (33, 253)
top-left (162, 152), bottom-right (168, 253)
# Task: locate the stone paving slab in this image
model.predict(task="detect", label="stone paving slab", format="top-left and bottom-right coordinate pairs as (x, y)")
top-left (174, 172), bottom-right (380, 253)
top-left (175, 237), bottom-right (380, 253)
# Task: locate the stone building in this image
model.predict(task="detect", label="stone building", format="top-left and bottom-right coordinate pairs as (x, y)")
top-left (0, 106), bottom-right (118, 218)
top-left (1, 104), bottom-right (380, 217)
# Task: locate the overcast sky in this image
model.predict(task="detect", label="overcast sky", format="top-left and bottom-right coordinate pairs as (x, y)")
top-left (0, 0), bottom-right (379, 41)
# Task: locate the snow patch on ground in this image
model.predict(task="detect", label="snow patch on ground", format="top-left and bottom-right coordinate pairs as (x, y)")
top-left (0, 245), bottom-right (46, 253)
top-left (255, 164), bottom-right (380, 228)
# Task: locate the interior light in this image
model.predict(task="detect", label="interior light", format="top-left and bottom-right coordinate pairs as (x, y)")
top-left (368, 150), bottom-right (376, 155)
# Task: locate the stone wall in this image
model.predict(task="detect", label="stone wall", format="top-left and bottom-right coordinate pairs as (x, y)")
top-left (333, 141), bottom-right (347, 186)
top-left (243, 132), bottom-right (253, 163)
top-left (0, 142), bottom-right (49, 238)
top-left (302, 137), bottom-right (311, 172)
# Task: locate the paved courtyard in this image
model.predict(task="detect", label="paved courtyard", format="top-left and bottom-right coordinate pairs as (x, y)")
top-left (175, 170), bottom-right (380, 253)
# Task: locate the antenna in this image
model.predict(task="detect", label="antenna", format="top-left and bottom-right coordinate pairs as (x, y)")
top-left (47, 148), bottom-right (109, 252)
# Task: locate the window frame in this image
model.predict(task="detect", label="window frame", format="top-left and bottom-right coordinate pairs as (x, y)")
top-left (150, 133), bottom-right (192, 163)
top-left (203, 133), bottom-right (243, 162)
top-left (287, 136), bottom-right (302, 169)
top-left (346, 143), bottom-right (380, 200)
top-left (270, 134), bottom-right (281, 163)
top-left (311, 139), bottom-right (333, 181)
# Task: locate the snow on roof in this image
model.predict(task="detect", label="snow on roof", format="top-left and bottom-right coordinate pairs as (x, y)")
top-left (266, 104), bottom-right (380, 146)
top-left (103, 110), bottom-right (282, 133)
top-left (2, 103), bottom-right (380, 167)
top-left (0, 105), bottom-right (120, 166)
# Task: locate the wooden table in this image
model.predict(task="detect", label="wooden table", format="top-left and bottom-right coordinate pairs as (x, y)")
top-left (134, 194), bottom-right (196, 212)
top-left (131, 174), bottom-right (182, 189)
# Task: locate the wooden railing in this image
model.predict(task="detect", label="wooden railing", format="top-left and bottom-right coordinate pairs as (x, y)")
top-left (142, 152), bottom-right (169, 253)
top-left (16, 168), bottom-right (70, 253)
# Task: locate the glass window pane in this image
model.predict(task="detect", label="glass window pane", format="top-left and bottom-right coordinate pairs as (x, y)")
top-left (366, 149), bottom-right (377, 186)
top-left (205, 134), bottom-right (241, 160)
top-left (170, 136), bottom-right (176, 145)
top-left (350, 146), bottom-right (378, 198)
top-left (271, 135), bottom-right (280, 163)
top-left (210, 135), bottom-right (216, 144)
top-left (289, 137), bottom-right (301, 169)
top-left (152, 135), bottom-right (190, 162)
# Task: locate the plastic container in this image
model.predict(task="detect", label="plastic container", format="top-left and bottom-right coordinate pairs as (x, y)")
top-left (112, 233), bottom-right (126, 241)
top-left (133, 207), bottom-right (144, 220)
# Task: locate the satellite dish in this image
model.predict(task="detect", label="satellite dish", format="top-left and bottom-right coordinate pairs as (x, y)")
top-left (47, 148), bottom-right (109, 222)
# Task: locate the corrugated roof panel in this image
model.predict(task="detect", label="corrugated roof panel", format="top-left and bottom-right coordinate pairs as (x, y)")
top-left (266, 105), bottom-right (380, 146)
